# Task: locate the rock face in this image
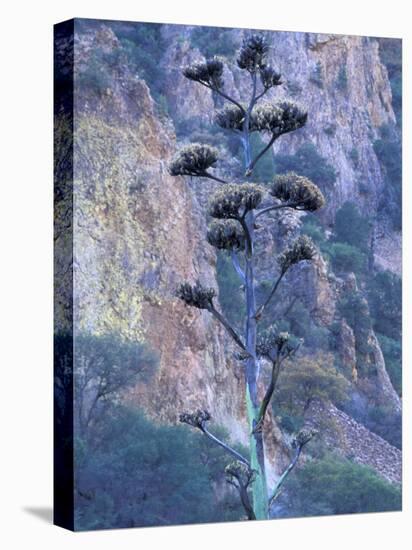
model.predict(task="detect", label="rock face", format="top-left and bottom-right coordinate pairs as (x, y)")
top-left (306, 400), bottom-right (401, 484)
top-left (63, 21), bottom-right (401, 486)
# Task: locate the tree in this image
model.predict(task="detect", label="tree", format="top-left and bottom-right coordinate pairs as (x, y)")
top-left (75, 407), bottom-right (245, 529)
top-left (334, 201), bottom-right (370, 252)
top-left (73, 333), bottom-right (157, 437)
top-left (274, 353), bottom-right (350, 415)
top-left (168, 34), bottom-right (325, 520)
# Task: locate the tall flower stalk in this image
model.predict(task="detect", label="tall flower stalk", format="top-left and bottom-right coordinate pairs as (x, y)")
top-left (170, 34), bottom-right (325, 520)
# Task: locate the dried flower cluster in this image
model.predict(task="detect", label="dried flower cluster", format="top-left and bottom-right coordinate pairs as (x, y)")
top-left (215, 104), bottom-right (245, 131)
top-left (176, 281), bottom-right (216, 309)
top-left (208, 183), bottom-right (264, 219)
top-left (277, 235), bottom-right (317, 274)
top-left (179, 409), bottom-right (211, 430)
top-left (169, 143), bottom-right (219, 177)
top-left (250, 101), bottom-right (307, 135)
top-left (215, 101), bottom-right (306, 137)
top-left (270, 172), bottom-right (325, 211)
top-left (207, 219), bottom-right (245, 251)
top-left (257, 327), bottom-right (291, 357)
top-left (260, 66), bottom-right (282, 89)
top-left (225, 460), bottom-right (256, 487)
top-left (183, 57), bottom-right (224, 89)
top-left (237, 34), bottom-right (269, 72)
top-left (293, 428), bottom-right (318, 448)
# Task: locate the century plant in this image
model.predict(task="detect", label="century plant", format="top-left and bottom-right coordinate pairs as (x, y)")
top-left (169, 34), bottom-right (325, 520)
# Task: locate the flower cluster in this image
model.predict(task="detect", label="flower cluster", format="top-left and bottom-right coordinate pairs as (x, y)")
top-left (237, 34), bottom-right (269, 72)
top-left (207, 219), bottom-right (245, 251)
top-left (293, 428), bottom-right (318, 448)
top-left (270, 172), bottom-right (325, 211)
top-left (208, 183), bottom-right (264, 219)
top-left (182, 57), bottom-right (224, 89)
top-left (260, 66), bottom-right (282, 89)
top-left (169, 143), bottom-right (219, 177)
top-left (176, 281), bottom-right (216, 309)
top-left (179, 409), bottom-right (211, 430)
top-left (277, 235), bottom-right (317, 274)
top-left (215, 104), bottom-right (245, 131)
top-left (250, 101), bottom-right (307, 135)
top-left (257, 326), bottom-right (291, 356)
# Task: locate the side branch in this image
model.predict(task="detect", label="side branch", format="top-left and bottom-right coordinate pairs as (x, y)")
top-left (200, 170), bottom-right (228, 184)
top-left (238, 216), bottom-right (253, 258)
top-left (179, 410), bottom-right (250, 467)
top-left (246, 134), bottom-right (277, 176)
top-left (255, 272), bottom-right (285, 320)
top-left (254, 202), bottom-right (301, 221)
top-left (203, 427), bottom-right (250, 467)
top-left (268, 428), bottom-right (318, 507)
top-left (208, 305), bottom-right (248, 353)
top-left (199, 81), bottom-right (245, 114)
top-left (269, 446), bottom-right (302, 507)
top-left (254, 358), bottom-right (281, 432)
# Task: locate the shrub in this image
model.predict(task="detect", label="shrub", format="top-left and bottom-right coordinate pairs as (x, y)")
top-left (274, 142), bottom-right (337, 188)
top-left (301, 215), bottom-right (326, 246)
top-left (274, 353), bottom-right (350, 415)
top-left (191, 27), bottom-right (238, 58)
top-left (75, 407), bottom-right (244, 529)
top-left (334, 201), bottom-right (370, 251)
top-left (336, 66), bottom-right (348, 91)
top-left (377, 334), bottom-right (401, 396)
top-left (327, 242), bottom-right (366, 274)
top-left (368, 270), bottom-right (402, 340)
top-left (278, 455), bottom-right (401, 517)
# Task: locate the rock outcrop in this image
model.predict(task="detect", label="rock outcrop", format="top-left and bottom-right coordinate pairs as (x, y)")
top-left (306, 400), bottom-right (401, 484)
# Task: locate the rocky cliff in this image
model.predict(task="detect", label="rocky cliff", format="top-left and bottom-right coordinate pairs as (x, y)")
top-left (63, 22), bottom-right (401, 485)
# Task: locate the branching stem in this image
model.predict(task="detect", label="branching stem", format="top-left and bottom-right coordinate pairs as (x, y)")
top-left (269, 445), bottom-right (302, 507)
top-left (208, 304), bottom-right (248, 353)
top-left (201, 426), bottom-right (250, 467)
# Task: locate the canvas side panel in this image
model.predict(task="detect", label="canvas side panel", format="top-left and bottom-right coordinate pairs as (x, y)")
top-left (54, 18), bottom-right (75, 531)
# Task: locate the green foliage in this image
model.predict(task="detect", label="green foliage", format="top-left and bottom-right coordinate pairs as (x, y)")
top-left (373, 125), bottom-right (402, 229)
top-left (377, 334), bottom-right (402, 396)
top-left (334, 201), bottom-right (370, 251)
top-left (364, 404), bottom-right (402, 449)
top-left (309, 61), bottom-right (324, 88)
top-left (336, 65), bottom-right (348, 91)
top-left (278, 455), bottom-right (401, 517)
top-left (274, 142), bottom-right (337, 188)
top-left (76, 48), bottom-right (113, 95)
top-left (75, 407), bottom-right (243, 529)
top-left (191, 27), bottom-right (238, 58)
top-left (285, 300), bottom-right (330, 350)
top-left (114, 22), bottom-right (166, 102)
top-left (368, 271), bottom-right (402, 340)
top-left (274, 353), bottom-right (350, 414)
top-left (73, 333), bottom-right (158, 434)
top-left (327, 242), bottom-right (366, 274)
top-left (301, 215), bottom-right (326, 246)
